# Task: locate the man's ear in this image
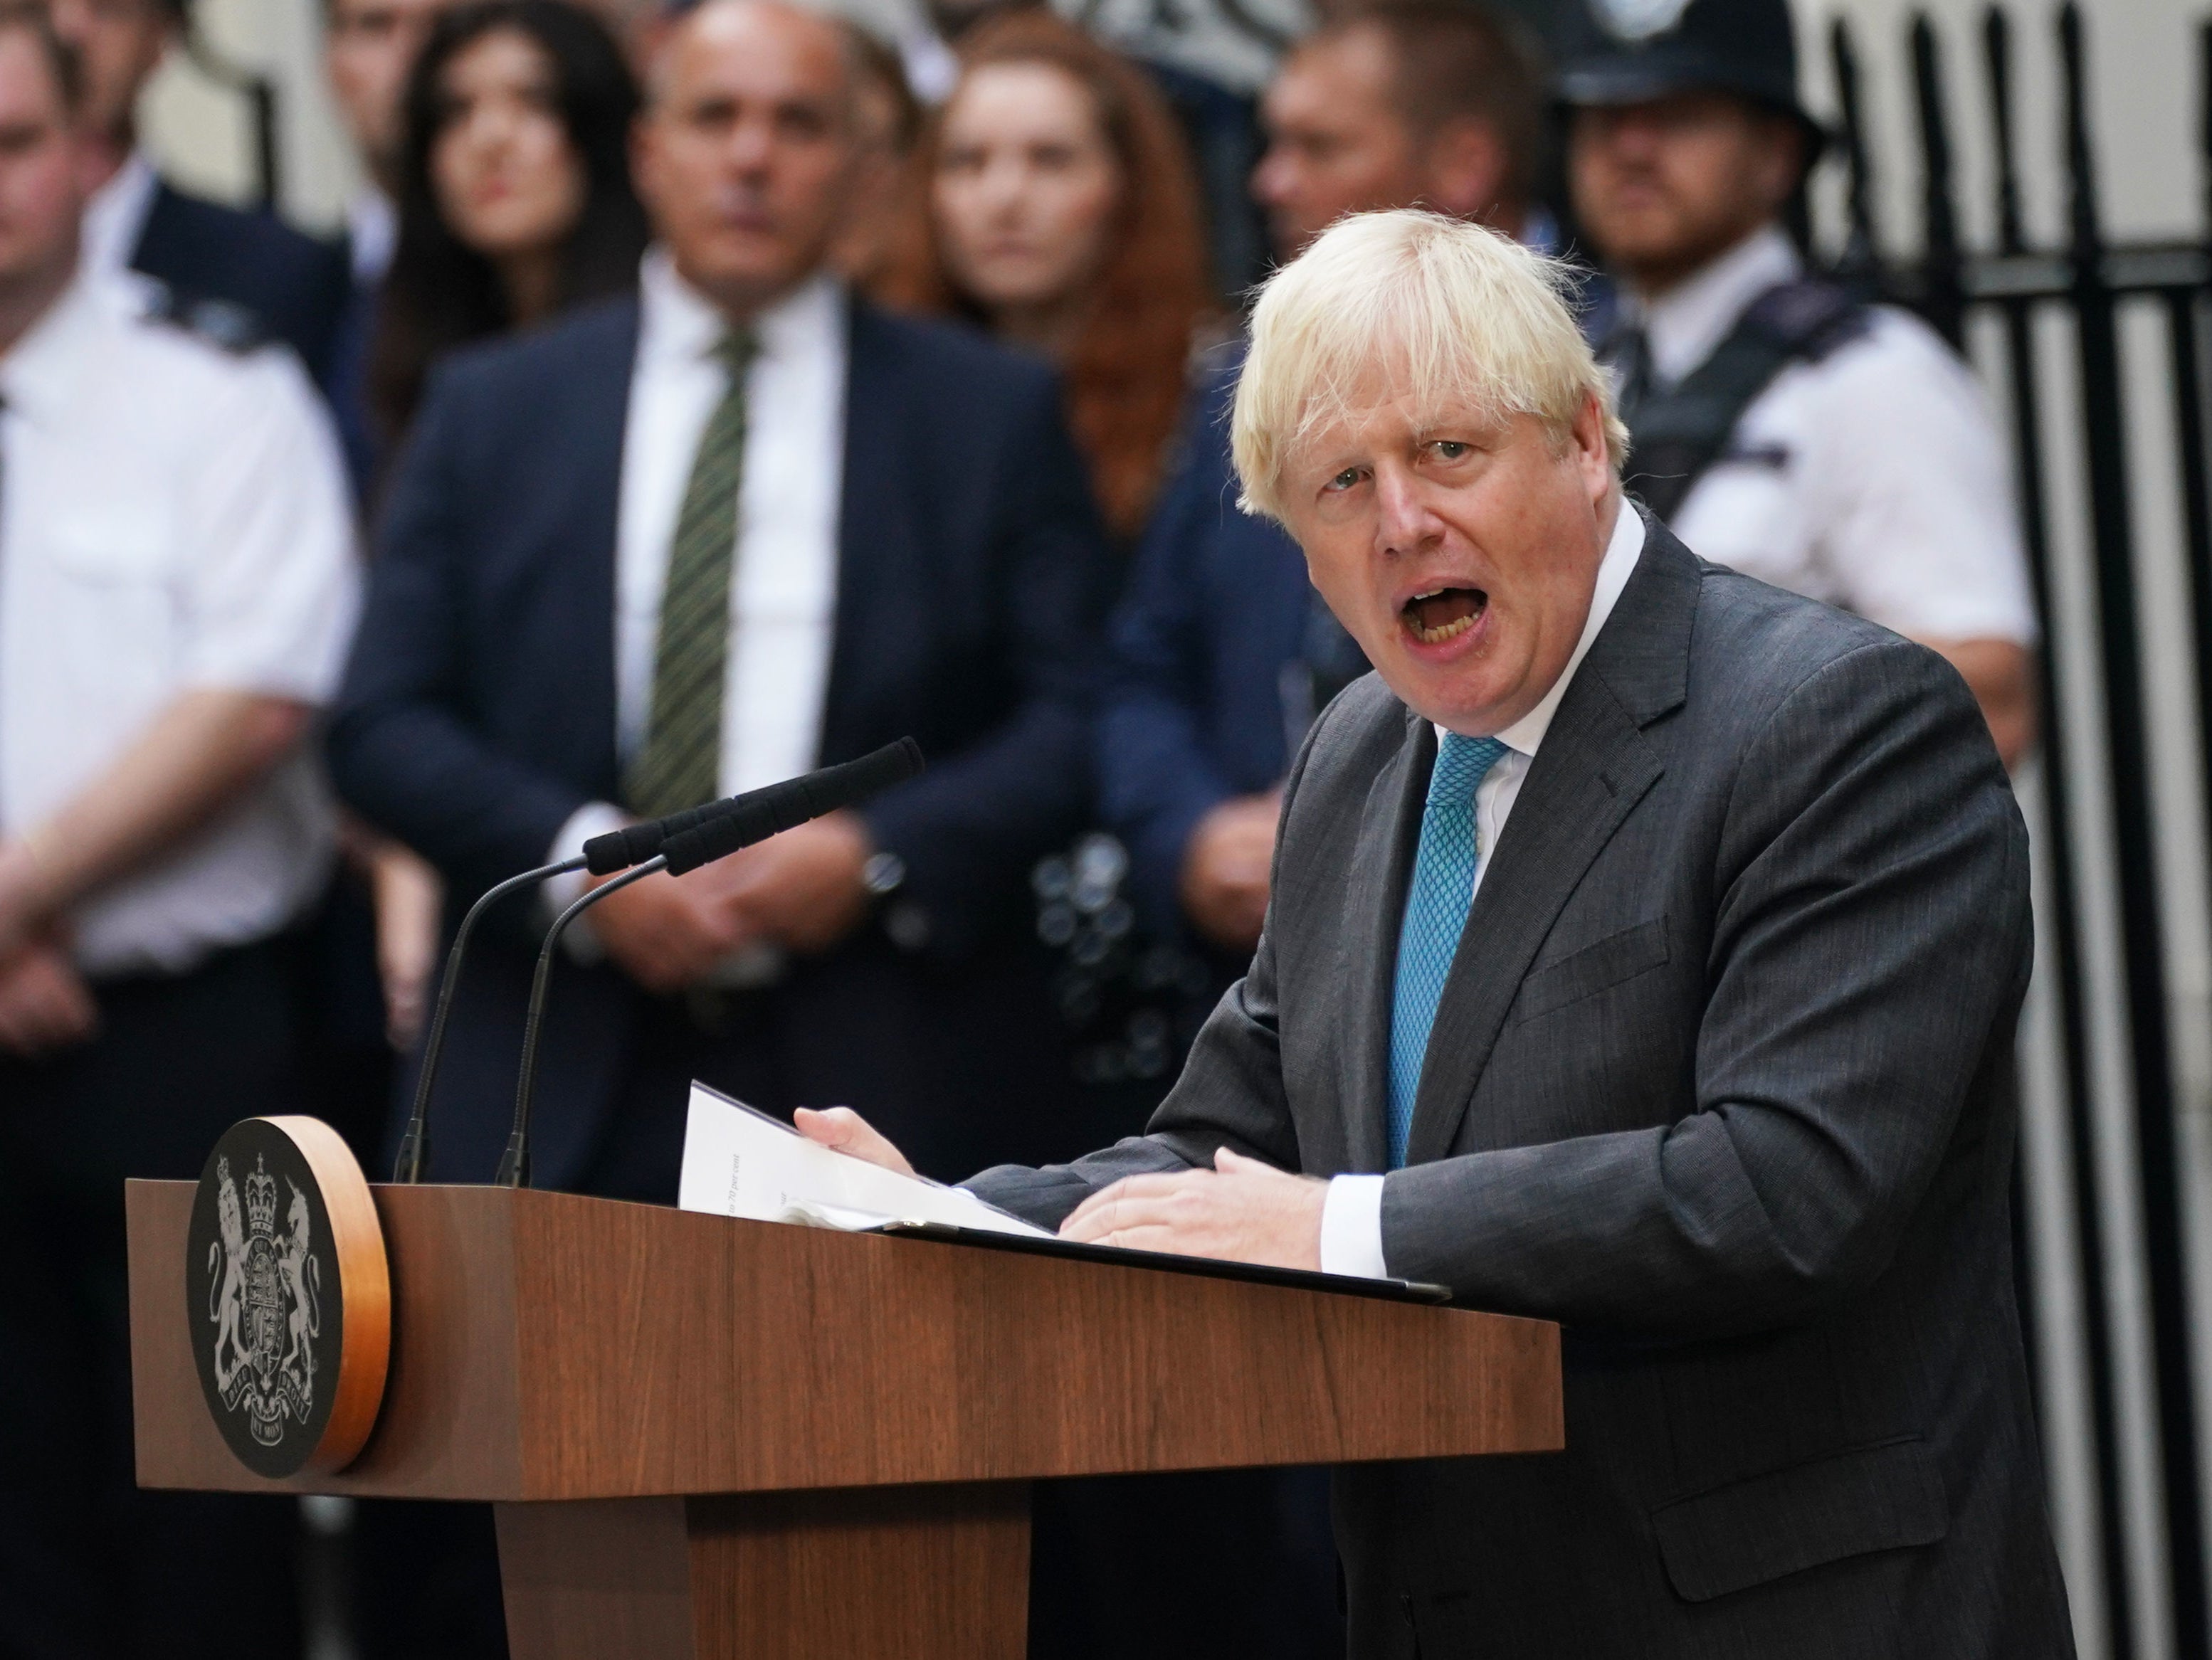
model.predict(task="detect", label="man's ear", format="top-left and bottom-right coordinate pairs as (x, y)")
top-left (69, 126), bottom-right (108, 199)
top-left (1752, 112), bottom-right (1806, 218)
top-left (628, 110), bottom-right (658, 212)
top-left (1419, 117), bottom-right (1507, 225)
top-left (1571, 389), bottom-right (1613, 500)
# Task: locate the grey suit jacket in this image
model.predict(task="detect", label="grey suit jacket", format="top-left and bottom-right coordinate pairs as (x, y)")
top-left (969, 521), bottom-right (2073, 1659)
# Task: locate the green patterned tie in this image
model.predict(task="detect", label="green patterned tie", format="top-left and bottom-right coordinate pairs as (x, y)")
top-left (626, 329), bottom-right (757, 819)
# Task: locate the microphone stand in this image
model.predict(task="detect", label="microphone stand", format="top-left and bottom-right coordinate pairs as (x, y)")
top-left (393, 854), bottom-right (586, 1183)
top-left (495, 855), bottom-right (669, 1189)
top-left (486, 739), bottom-right (926, 1188)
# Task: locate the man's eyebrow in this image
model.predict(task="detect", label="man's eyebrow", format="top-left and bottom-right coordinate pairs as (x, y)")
top-left (1409, 412), bottom-right (1503, 444)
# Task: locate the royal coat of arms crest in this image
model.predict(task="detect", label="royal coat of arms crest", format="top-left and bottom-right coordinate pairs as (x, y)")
top-left (206, 1152), bottom-right (322, 1446)
top-left (187, 1116), bottom-right (389, 1479)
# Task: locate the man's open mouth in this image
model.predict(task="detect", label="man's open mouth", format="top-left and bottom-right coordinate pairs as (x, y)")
top-left (1402, 586), bottom-right (1487, 645)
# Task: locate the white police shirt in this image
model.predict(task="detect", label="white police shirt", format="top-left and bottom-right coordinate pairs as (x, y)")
top-left (1630, 224), bottom-right (2036, 647)
top-left (0, 273), bottom-right (359, 977)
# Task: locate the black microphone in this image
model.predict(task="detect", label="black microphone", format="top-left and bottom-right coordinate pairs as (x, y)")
top-left (391, 853), bottom-right (586, 1183)
top-left (495, 739), bottom-right (927, 1188)
top-left (493, 855), bottom-right (666, 1189)
top-left (581, 738), bottom-right (925, 877)
top-left (660, 738), bottom-right (924, 876)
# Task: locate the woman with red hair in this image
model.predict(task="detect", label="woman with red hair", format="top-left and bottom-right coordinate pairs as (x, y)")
top-left (877, 11), bottom-right (1213, 545)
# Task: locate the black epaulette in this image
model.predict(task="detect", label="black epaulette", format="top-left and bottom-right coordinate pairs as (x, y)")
top-left (142, 282), bottom-right (270, 356)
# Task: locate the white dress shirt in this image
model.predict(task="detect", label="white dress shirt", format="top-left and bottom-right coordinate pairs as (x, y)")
top-left (1317, 504), bottom-right (1646, 1279)
top-left (1626, 224), bottom-right (2035, 647)
top-left (80, 151), bottom-right (159, 278)
top-left (544, 251), bottom-right (847, 923)
top-left (0, 273), bottom-right (359, 975)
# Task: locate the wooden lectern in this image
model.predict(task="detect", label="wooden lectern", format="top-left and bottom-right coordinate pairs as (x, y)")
top-left (128, 1180), bottom-right (1560, 1659)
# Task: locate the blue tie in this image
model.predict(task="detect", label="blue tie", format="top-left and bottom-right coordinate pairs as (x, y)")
top-left (1387, 732), bottom-right (1510, 1168)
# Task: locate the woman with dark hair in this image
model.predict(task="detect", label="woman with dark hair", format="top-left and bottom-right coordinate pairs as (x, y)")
top-left (369, 0), bottom-right (648, 443)
top-left (355, 3), bottom-right (648, 1154)
top-left (876, 11), bottom-right (1211, 545)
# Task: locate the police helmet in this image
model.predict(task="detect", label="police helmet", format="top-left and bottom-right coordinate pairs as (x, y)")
top-left (1553, 0), bottom-right (1826, 159)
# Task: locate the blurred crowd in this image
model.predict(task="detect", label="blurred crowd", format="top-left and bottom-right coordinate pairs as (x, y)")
top-left (0, 0), bottom-right (2039, 1653)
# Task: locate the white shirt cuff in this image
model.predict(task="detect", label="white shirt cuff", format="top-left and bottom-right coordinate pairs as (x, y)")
top-left (1319, 1173), bottom-right (1389, 1279)
top-left (544, 802), bottom-right (630, 958)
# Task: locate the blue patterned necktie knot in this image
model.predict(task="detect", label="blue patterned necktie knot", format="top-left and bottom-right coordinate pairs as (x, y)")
top-left (1386, 732), bottom-right (1510, 1168)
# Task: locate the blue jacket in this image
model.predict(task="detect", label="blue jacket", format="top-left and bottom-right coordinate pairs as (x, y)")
top-left (328, 293), bottom-right (1110, 1185)
top-left (1097, 350), bottom-right (1312, 936)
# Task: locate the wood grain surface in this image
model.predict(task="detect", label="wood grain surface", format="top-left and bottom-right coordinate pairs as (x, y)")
top-left (131, 1180), bottom-right (1561, 1501)
top-left (495, 1484), bottom-right (1028, 1660)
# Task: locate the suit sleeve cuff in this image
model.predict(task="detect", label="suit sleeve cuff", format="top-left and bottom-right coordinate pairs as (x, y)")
top-left (1319, 1173), bottom-right (1389, 1279)
top-left (544, 801), bottom-right (628, 958)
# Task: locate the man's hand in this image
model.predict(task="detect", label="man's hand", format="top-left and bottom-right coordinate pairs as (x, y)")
top-left (1924, 638), bottom-right (2035, 773)
top-left (370, 841), bottom-right (443, 1050)
top-left (0, 941), bottom-right (98, 1057)
top-left (1179, 793), bottom-right (1280, 954)
top-left (1060, 1146), bottom-right (1325, 1269)
top-left (716, 810), bottom-right (874, 956)
top-left (794, 1105), bottom-right (917, 1178)
top-left (587, 867), bottom-right (754, 994)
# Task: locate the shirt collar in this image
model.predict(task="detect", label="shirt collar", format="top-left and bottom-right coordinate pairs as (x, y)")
top-left (81, 151), bottom-right (159, 277)
top-left (347, 189), bottom-right (396, 285)
top-left (0, 270), bottom-right (115, 429)
top-left (1631, 222), bottom-right (1800, 388)
top-left (637, 245), bottom-right (846, 371)
top-left (1440, 501), bottom-right (1645, 761)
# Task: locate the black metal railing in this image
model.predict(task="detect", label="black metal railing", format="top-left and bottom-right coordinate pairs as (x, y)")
top-left (1832, 7), bottom-right (2212, 1658)
top-left (181, 18), bottom-right (282, 211)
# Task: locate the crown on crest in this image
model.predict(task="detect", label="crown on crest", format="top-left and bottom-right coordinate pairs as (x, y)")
top-left (244, 1155), bottom-right (278, 1237)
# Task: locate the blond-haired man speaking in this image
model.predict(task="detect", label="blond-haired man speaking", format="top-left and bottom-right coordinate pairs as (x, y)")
top-left (805, 210), bottom-right (2071, 1658)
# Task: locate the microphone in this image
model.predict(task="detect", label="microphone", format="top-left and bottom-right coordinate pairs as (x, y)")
top-left (493, 855), bottom-right (665, 1189)
top-left (391, 852), bottom-right (586, 1183)
top-left (495, 738), bottom-right (927, 1188)
top-left (661, 738), bottom-right (923, 876)
top-left (581, 739), bottom-right (925, 877)
top-left (394, 745), bottom-right (925, 1182)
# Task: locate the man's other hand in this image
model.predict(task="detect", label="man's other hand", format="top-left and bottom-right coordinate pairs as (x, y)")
top-left (1060, 1146), bottom-right (1325, 1269)
top-left (587, 867), bottom-right (752, 994)
top-left (1924, 638), bottom-right (2035, 773)
top-left (795, 1105), bottom-right (917, 1178)
top-left (0, 941), bottom-right (98, 1056)
top-left (717, 811), bottom-right (873, 955)
top-left (1179, 793), bottom-right (1280, 954)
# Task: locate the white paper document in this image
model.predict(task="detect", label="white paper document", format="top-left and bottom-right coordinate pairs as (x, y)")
top-left (675, 1083), bottom-right (1051, 1238)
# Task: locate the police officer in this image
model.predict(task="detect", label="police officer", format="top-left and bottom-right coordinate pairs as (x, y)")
top-left (1561, 0), bottom-right (2036, 767)
top-left (0, 14), bottom-right (357, 1656)
top-left (51, 0), bottom-right (353, 381)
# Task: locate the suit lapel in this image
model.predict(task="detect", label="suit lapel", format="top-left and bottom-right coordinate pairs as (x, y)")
top-left (1402, 521), bottom-right (1700, 1165)
top-left (575, 302), bottom-right (638, 798)
top-left (1339, 713), bottom-right (1435, 1173)
top-left (821, 301), bottom-right (925, 765)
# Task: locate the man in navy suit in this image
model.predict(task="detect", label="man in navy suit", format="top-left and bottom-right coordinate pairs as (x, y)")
top-left (330, 0), bottom-right (1107, 1199)
top-left (52, 0), bottom-right (350, 377)
top-left (1106, 0), bottom-right (1555, 969)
